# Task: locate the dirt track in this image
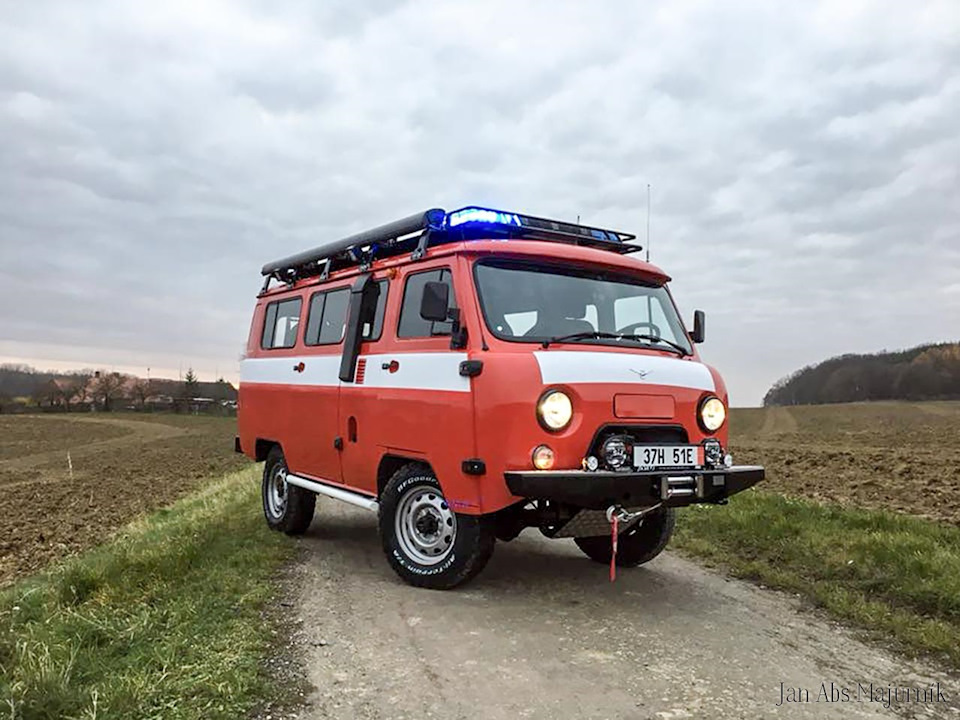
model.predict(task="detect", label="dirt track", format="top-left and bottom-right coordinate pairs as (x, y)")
top-left (292, 499), bottom-right (960, 720)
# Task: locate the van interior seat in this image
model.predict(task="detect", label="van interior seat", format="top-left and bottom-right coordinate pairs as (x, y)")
top-left (524, 296), bottom-right (594, 338)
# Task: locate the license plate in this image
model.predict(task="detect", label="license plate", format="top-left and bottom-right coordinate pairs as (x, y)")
top-left (633, 445), bottom-right (702, 470)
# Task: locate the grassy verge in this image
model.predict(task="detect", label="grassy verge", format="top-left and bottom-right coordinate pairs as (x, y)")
top-left (674, 490), bottom-right (960, 667)
top-left (0, 466), bottom-right (301, 720)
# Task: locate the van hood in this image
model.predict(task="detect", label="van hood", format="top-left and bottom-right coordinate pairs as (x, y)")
top-left (533, 350), bottom-right (715, 393)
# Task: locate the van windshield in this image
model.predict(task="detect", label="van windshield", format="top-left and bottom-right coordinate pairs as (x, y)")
top-left (473, 260), bottom-right (693, 355)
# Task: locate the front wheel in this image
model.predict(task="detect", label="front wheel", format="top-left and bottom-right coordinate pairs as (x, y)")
top-left (574, 507), bottom-right (676, 567)
top-left (378, 464), bottom-right (495, 589)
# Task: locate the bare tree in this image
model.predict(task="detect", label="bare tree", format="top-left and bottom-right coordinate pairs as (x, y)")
top-left (65, 372), bottom-right (93, 411)
top-left (93, 372), bottom-right (126, 411)
top-left (34, 381), bottom-right (64, 409)
top-left (131, 378), bottom-right (151, 409)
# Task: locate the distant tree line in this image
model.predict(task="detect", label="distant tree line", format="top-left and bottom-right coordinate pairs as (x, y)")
top-left (764, 342), bottom-right (960, 406)
top-left (0, 364), bottom-right (236, 414)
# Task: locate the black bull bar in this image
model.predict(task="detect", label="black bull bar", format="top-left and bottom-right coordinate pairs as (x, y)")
top-left (504, 465), bottom-right (765, 510)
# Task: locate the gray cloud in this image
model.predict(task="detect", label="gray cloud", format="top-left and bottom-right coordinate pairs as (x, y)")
top-left (1, 0), bottom-right (958, 403)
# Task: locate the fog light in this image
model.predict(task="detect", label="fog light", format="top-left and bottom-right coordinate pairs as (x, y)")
top-left (724, 453), bottom-right (733, 468)
top-left (602, 436), bottom-right (630, 470)
top-left (583, 455), bottom-right (600, 472)
top-left (532, 445), bottom-right (555, 470)
top-left (703, 439), bottom-right (723, 468)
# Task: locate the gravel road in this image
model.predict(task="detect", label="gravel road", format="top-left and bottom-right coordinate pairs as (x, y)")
top-left (291, 498), bottom-right (959, 720)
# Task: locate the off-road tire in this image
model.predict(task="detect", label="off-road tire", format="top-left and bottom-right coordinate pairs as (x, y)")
top-left (262, 446), bottom-right (315, 536)
top-left (574, 507), bottom-right (676, 567)
top-left (378, 464), bottom-right (495, 590)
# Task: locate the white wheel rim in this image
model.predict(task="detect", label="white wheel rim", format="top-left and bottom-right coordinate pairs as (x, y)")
top-left (395, 483), bottom-right (456, 566)
top-left (266, 464), bottom-right (288, 519)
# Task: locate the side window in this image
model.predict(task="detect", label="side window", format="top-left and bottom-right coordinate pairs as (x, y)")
top-left (398, 269), bottom-right (456, 338)
top-left (261, 298), bottom-right (302, 349)
top-left (305, 280), bottom-right (389, 346)
top-left (305, 287), bottom-right (350, 345)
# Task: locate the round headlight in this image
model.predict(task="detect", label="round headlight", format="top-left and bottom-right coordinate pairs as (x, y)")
top-left (537, 390), bottom-right (573, 431)
top-left (699, 396), bottom-right (726, 432)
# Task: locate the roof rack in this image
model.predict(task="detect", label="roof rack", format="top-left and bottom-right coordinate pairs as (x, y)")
top-left (260, 206), bottom-right (641, 291)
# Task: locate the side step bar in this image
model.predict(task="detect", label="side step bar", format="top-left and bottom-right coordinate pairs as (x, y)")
top-left (286, 473), bottom-right (379, 512)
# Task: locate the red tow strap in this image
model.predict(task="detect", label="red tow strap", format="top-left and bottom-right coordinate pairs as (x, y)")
top-left (610, 514), bottom-right (619, 582)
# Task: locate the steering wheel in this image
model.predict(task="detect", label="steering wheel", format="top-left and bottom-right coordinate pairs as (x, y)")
top-left (617, 321), bottom-right (661, 339)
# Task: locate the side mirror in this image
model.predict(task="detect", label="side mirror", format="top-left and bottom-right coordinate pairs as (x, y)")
top-left (691, 310), bottom-right (706, 344)
top-left (420, 281), bottom-right (450, 322)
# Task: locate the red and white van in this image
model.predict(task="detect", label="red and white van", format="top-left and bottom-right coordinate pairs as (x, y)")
top-left (237, 207), bottom-right (763, 589)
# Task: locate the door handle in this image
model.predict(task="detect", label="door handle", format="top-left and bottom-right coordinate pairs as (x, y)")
top-left (381, 360), bottom-right (400, 373)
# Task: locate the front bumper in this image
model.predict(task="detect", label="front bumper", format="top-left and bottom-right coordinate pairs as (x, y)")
top-left (504, 465), bottom-right (764, 509)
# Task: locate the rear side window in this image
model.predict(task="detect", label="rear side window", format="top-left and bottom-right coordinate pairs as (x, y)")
top-left (261, 297), bottom-right (302, 349)
top-left (398, 268), bottom-right (456, 338)
top-left (305, 280), bottom-right (389, 346)
top-left (305, 287), bottom-right (350, 345)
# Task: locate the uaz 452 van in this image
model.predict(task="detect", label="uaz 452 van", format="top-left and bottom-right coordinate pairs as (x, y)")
top-left (237, 207), bottom-right (764, 589)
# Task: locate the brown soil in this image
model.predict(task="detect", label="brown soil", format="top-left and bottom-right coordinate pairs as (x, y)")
top-left (0, 413), bottom-right (248, 586)
top-left (731, 401), bottom-right (960, 524)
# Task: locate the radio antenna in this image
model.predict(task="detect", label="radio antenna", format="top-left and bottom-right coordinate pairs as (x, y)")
top-left (645, 184), bottom-right (651, 262)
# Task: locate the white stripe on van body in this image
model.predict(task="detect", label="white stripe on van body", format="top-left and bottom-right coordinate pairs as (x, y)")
top-left (240, 353), bottom-right (470, 392)
top-left (359, 353), bottom-right (469, 392)
top-left (241, 355), bottom-right (341, 387)
top-left (534, 351), bottom-right (715, 392)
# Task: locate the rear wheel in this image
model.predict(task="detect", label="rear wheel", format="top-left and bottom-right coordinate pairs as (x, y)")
top-left (378, 464), bottom-right (495, 589)
top-left (262, 446), bottom-right (316, 535)
top-left (574, 507), bottom-right (676, 567)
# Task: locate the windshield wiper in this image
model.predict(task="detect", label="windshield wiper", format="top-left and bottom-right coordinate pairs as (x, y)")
top-left (540, 331), bottom-right (690, 356)
top-left (540, 331), bottom-right (621, 348)
top-left (619, 333), bottom-right (690, 357)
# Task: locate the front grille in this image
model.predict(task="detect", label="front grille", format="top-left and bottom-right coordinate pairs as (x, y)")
top-left (588, 425), bottom-right (688, 457)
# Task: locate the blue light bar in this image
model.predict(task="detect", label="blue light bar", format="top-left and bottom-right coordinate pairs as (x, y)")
top-left (441, 205), bottom-right (639, 253)
top-left (447, 207), bottom-right (521, 228)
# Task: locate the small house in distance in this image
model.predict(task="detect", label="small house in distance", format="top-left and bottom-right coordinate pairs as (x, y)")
top-left (132, 378), bottom-right (238, 412)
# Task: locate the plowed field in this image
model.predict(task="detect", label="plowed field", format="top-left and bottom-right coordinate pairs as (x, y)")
top-left (0, 413), bottom-right (246, 585)
top-left (730, 401), bottom-right (960, 524)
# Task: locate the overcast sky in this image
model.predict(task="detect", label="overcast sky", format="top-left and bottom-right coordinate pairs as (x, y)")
top-left (1, 1), bottom-right (958, 405)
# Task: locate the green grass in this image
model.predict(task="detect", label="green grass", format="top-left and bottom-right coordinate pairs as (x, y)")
top-left (674, 490), bottom-right (960, 666)
top-left (0, 466), bottom-right (300, 720)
